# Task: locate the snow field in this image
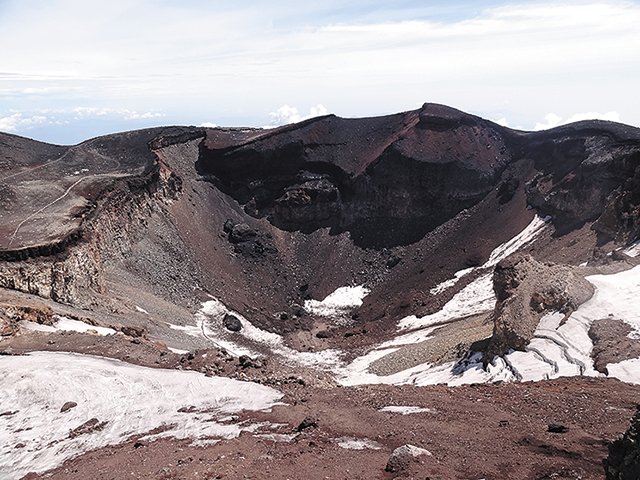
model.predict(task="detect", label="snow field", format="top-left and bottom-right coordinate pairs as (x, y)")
top-left (0, 351), bottom-right (283, 479)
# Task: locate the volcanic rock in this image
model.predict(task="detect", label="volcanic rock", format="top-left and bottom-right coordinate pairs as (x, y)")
top-left (1, 104), bottom-right (640, 365)
top-left (297, 416), bottom-right (318, 431)
top-left (548, 423), bottom-right (569, 433)
top-left (228, 223), bottom-right (257, 243)
top-left (223, 314), bottom-right (242, 332)
top-left (60, 402), bottom-right (78, 413)
top-left (385, 444), bottom-right (432, 473)
top-left (485, 254), bottom-right (594, 359)
top-left (589, 318), bottom-right (640, 374)
top-left (604, 405), bottom-right (640, 480)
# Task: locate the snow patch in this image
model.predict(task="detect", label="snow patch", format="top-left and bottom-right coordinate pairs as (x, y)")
top-left (398, 273), bottom-right (495, 331)
top-left (606, 358), bottom-right (640, 384)
top-left (336, 437), bottom-right (382, 450)
top-left (623, 240), bottom-right (640, 258)
top-left (20, 316), bottom-right (116, 336)
top-left (170, 297), bottom-right (345, 371)
top-left (483, 215), bottom-right (550, 269)
top-left (429, 268), bottom-right (473, 295)
top-left (0, 351), bottom-right (283, 479)
top-left (304, 285), bottom-right (370, 325)
top-left (379, 406), bottom-right (432, 415)
top-left (168, 347), bottom-right (189, 355)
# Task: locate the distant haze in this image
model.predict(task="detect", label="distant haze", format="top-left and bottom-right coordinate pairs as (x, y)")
top-left (1, 0), bottom-right (639, 144)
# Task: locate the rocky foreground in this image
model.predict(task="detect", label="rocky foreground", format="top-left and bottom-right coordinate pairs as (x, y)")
top-left (2, 104), bottom-right (640, 478)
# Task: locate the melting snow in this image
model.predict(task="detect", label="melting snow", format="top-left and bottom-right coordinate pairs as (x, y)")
top-left (357, 264), bottom-right (640, 386)
top-left (379, 406), bottom-right (432, 415)
top-left (623, 240), bottom-right (640, 258)
top-left (336, 437), bottom-right (382, 450)
top-left (398, 274), bottom-right (495, 332)
top-left (170, 297), bottom-right (344, 371)
top-left (164, 217), bottom-right (640, 389)
top-left (304, 285), bottom-right (370, 325)
top-left (0, 351), bottom-right (283, 479)
top-left (427, 215), bottom-right (550, 297)
top-left (20, 316), bottom-right (117, 336)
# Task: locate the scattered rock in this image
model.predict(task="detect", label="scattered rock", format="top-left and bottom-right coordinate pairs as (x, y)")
top-left (604, 404), bottom-right (640, 480)
top-left (68, 418), bottom-right (108, 439)
top-left (297, 416), bottom-right (318, 432)
top-left (121, 326), bottom-right (145, 338)
top-left (238, 355), bottom-right (264, 369)
top-left (223, 219), bottom-right (237, 233)
top-left (548, 424), bottom-right (569, 433)
top-left (385, 444), bottom-right (432, 473)
top-left (386, 255), bottom-right (401, 268)
top-left (60, 401), bottom-right (78, 413)
top-left (223, 314), bottom-right (242, 332)
top-left (229, 223), bottom-right (257, 243)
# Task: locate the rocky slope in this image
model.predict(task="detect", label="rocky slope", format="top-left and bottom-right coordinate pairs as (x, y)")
top-left (2, 103), bottom-right (640, 479)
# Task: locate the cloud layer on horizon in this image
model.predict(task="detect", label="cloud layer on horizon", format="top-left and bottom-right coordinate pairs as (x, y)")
top-left (1, 1), bottom-right (639, 142)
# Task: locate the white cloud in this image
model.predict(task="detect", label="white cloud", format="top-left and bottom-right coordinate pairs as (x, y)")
top-left (0, 113), bottom-right (47, 132)
top-left (534, 111), bottom-right (620, 131)
top-left (1, 2), bottom-right (639, 138)
top-left (269, 104), bottom-right (328, 126)
top-left (533, 113), bottom-right (563, 131)
top-left (200, 122), bottom-right (218, 128)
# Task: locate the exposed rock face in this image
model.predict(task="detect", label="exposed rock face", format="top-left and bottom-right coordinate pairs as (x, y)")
top-left (197, 103), bottom-right (514, 248)
top-left (523, 122), bottom-right (640, 238)
top-left (0, 243), bottom-right (104, 309)
top-left (485, 254), bottom-right (594, 359)
top-left (589, 318), bottom-right (640, 374)
top-left (604, 405), bottom-right (640, 480)
top-left (0, 309), bottom-right (17, 336)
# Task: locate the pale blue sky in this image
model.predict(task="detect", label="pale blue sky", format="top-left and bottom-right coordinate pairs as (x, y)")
top-left (1, 0), bottom-right (639, 144)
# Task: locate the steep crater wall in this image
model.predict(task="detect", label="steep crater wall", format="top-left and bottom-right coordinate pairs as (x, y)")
top-left (197, 104), bottom-right (516, 248)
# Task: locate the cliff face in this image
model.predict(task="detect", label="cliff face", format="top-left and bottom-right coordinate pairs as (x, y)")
top-left (1, 104), bottom-right (640, 352)
top-left (197, 104), bottom-right (515, 248)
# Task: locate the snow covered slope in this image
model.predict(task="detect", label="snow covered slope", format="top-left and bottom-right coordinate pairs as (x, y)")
top-left (0, 352), bottom-right (283, 479)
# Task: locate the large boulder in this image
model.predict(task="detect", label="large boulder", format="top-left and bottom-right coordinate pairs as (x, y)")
top-left (385, 444), bottom-right (432, 473)
top-left (485, 254), bottom-right (594, 359)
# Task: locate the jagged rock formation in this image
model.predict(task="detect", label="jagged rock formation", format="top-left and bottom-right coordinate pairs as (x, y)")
top-left (604, 405), bottom-right (640, 480)
top-left (589, 318), bottom-right (640, 374)
top-left (198, 104), bottom-right (514, 248)
top-left (485, 254), bottom-right (594, 359)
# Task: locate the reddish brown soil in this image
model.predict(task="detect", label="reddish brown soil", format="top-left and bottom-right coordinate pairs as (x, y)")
top-left (21, 373), bottom-right (640, 480)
